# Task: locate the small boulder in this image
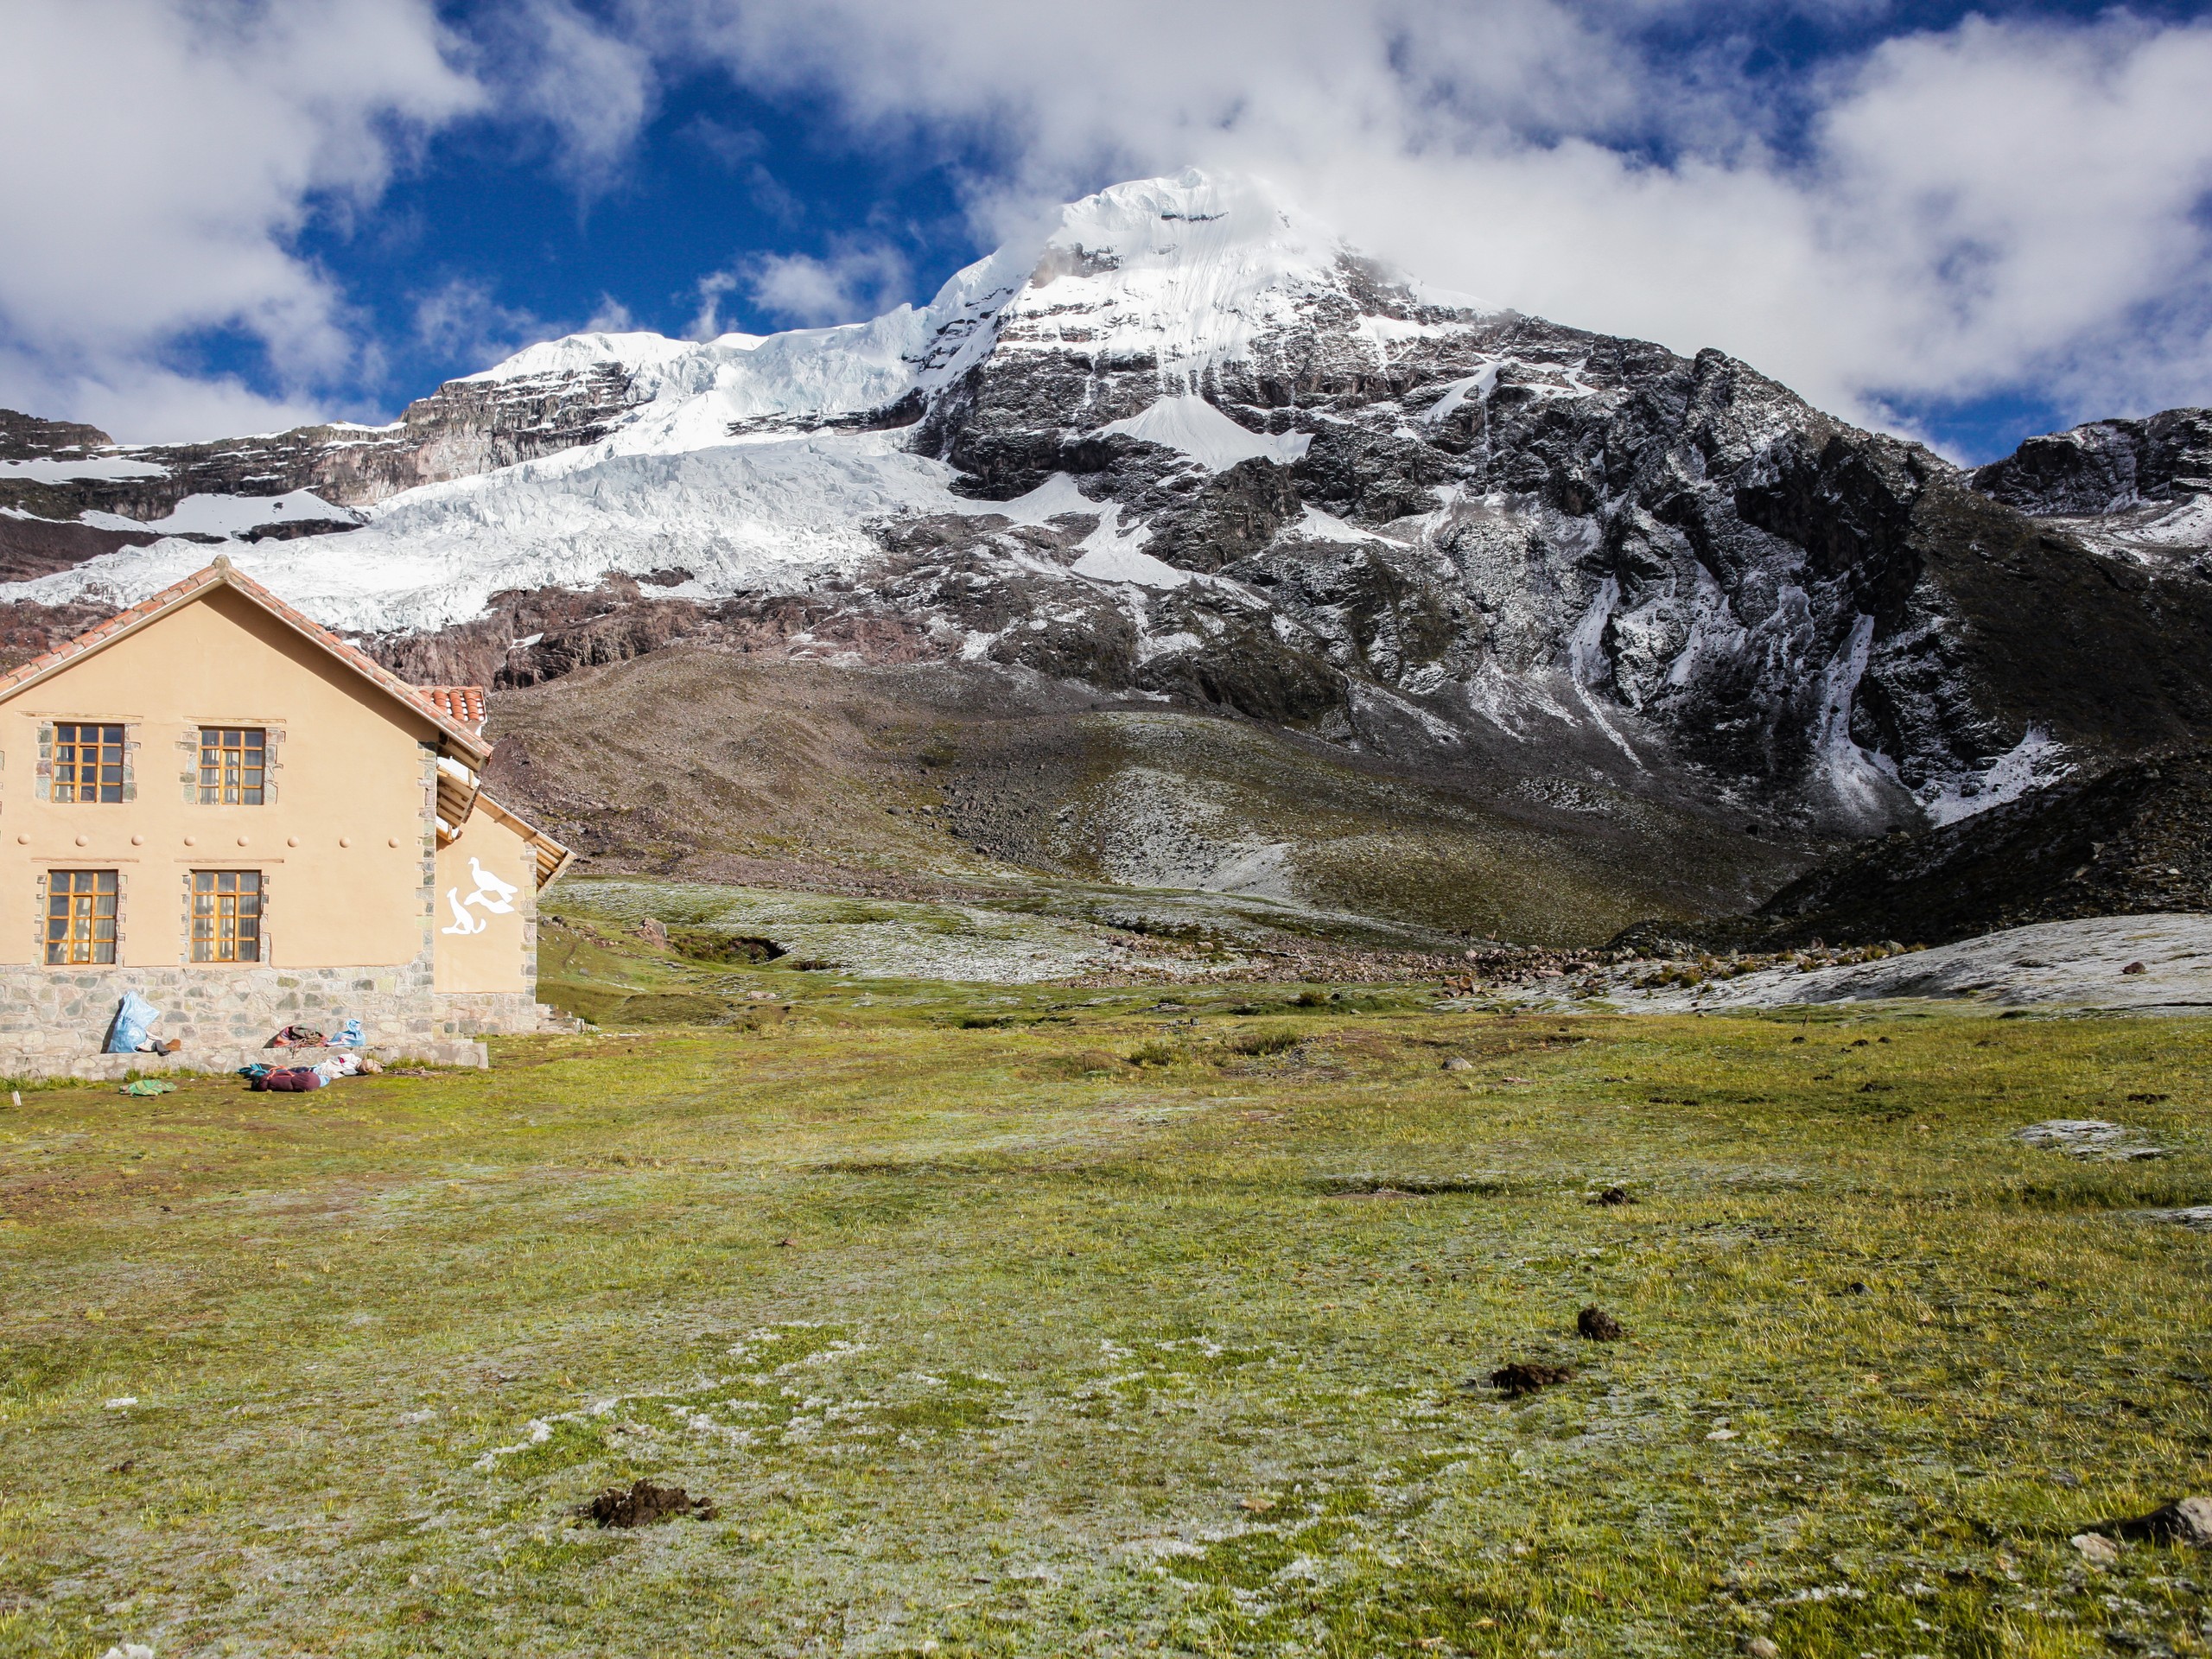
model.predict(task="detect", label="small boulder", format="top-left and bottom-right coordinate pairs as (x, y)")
top-left (2120, 960), bottom-right (2147, 975)
top-left (1740, 1639), bottom-right (1780, 1659)
top-left (2070, 1530), bottom-right (2120, 1565)
top-left (1589, 1185), bottom-right (1637, 1206)
top-left (2106, 1496), bottom-right (2212, 1547)
top-left (1442, 1057), bottom-right (1474, 1072)
top-left (1576, 1306), bottom-right (1624, 1342)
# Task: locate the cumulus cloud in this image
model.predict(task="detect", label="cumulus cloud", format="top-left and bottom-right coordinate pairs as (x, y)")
top-left (747, 243), bottom-right (914, 328)
top-left (483, 0), bottom-right (658, 192)
top-left (687, 240), bottom-right (912, 336)
top-left (664, 0), bottom-right (2212, 434)
top-left (411, 277), bottom-right (550, 371)
top-left (0, 0), bottom-right (486, 441)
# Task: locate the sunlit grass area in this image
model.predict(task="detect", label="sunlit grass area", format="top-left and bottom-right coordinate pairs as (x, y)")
top-left (1, 988), bottom-right (2208, 1657)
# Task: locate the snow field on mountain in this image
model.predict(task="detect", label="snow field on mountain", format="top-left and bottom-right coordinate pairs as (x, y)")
top-left (1099, 395), bottom-right (1311, 470)
top-left (10, 433), bottom-right (969, 633)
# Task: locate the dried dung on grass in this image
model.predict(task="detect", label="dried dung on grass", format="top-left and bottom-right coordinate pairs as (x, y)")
top-left (1577, 1306), bottom-right (1624, 1341)
top-left (1489, 1361), bottom-right (1573, 1395)
top-left (1589, 1185), bottom-right (1636, 1206)
top-left (582, 1478), bottom-right (716, 1529)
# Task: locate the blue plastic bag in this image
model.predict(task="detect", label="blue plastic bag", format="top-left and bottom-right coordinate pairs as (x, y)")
top-left (105, 991), bottom-right (160, 1054)
top-left (327, 1018), bottom-right (365, 1048)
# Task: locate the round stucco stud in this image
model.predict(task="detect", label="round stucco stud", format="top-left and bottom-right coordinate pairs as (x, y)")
top-left (13, 834), bottom-right (25, 846)
top-left (339, 836), bottom-right (352, 848)
top-left (236, 836), bottom-right (250, 847)
top-left (387, 836), bottom-right (400, 848)
top-left (287, 836), bottom-right (300, 848)
top-left (73, 834), bottom-right (87, 847)
top-left (130, 834), bottom-right (144, 846)
top-left (183, 835), bottom-right (196, 847)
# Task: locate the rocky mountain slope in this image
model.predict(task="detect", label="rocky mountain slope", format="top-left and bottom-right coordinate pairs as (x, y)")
top-left (3, 169), bottom-right (2208, 942)
top-left (1720, 747), bottom-right (2212, 948)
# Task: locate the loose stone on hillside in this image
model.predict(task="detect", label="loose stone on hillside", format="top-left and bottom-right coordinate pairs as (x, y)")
top-left (2072, 1530), bottom-right (2121, 1565)
top-left (2015, 1120), bottom-right (2168, 1159)
top-left (2105, 1496), bottom-right (2212, 1546)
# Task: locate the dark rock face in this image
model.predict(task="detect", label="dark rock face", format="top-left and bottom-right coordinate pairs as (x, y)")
top-left (0, 409), bottom-right (114, 459)
top-left (0, 366), bottom-right (638, 532)
top-left (0, 516), bottom-right (162, 584)
top-left (896, 289), bottom-right (2212, 833)
top-left (1973, 408), bottom-right (2212, 515)
top-left (1735, 748), bottom-right (2212, 946)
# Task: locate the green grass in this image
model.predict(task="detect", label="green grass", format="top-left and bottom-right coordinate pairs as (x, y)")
top-left (0, 991), bottom-right (2208, 1658)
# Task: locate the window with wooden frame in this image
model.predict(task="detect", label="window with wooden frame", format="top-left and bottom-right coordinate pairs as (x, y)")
top-left (52, 722), bottom-right (124, 803)
top-left (190, 870), bottom-right (263, 963)
top-left (198, 727), bottom-right (266, 804)
top-left (45, 869), bottom-right (118, 964)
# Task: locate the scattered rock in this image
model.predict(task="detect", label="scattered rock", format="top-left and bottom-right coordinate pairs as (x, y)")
top-left (582, 1478), bottom-right (716, 1529)
top-left (2121, 960), bottom-right (2147, 975)
top-left (774, 1236), bottom-right (797, 1248)
top-left (639, 918), bottom-right (670, 946)
top-left (2104, 1496), bottom-right (2212, 1546)
top-left (105, 1458), bottom-right (134, 1475)
top-left (2071, 1530), bottom-right (2120, 1565)
top-left (1489, 1361), bottom-right (1573, 1395)
top-left (2015, 1120), bottom-right (2168, 1160)
top-left (1589, 1185), bottom-right (1637, 1206)
top-left (2145, 1206), bottom-right (2212, 1231)
top-left (1576, 1306), bottom-right (1624, 1341)
top-left (1740, 1637), bottom-right (1780, 1658)
top-left (1843, 1281), bottom-right (1870, 1294)
top-left (1441, 1057), bottom-right (1474, 1072)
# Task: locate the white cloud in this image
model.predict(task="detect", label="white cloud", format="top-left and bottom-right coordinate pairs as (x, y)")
top-left (0, 0), bottom-right (483, 441)
top-left (584, 295), bottom-right (639, 333)
top-left (687, 240), bottom-right (913, 335)
top-left (687, 269), bottom-right (743, 341)
top-left (668, 0), bottom-right (2212, 433)
top-left (747, 243), bottom-right (913, 328)
top-left (486, 0), bottom-right (658, 192)
top-left (411, 277), bottom-right (548, 371)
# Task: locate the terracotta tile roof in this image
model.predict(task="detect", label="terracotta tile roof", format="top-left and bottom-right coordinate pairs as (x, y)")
top-left (423, 685), bottom-right (487, 731)
top-left (0, 557), bottom-right (491, 761)
top-left (474, 789), bottom-right (575, 889)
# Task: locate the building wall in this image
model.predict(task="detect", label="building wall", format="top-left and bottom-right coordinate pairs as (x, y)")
top-left (432, 806), bottom-right (538, 994)
top-left (0, 585), bottom-right (441, 970)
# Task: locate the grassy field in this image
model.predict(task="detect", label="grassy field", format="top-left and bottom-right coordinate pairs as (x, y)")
top-left (1, 977), bottom-right (2209, 1657)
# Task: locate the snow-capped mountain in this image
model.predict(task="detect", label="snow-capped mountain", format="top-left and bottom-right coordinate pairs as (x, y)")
top-left (4, 168), bottom-right (2209, 844)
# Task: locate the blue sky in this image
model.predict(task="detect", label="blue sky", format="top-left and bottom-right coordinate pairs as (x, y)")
top-left (7, 0), bottom-right (2212, 461)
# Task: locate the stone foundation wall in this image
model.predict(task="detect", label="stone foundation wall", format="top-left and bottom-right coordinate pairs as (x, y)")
top-left (0, 954), bottom-right (563, 1072)
top-left (434, 989), bottom-right (572, 1037)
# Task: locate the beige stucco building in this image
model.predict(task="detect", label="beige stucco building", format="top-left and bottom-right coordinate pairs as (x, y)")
top-left (0, 558), bottom-right (569, 1077)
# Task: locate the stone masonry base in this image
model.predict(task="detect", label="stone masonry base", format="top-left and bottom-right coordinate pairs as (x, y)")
top-left (0, 959), bottom-right (568, 1079)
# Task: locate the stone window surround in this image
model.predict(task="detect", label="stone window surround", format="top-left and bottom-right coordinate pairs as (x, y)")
top-left (35, 863), bottom-right (129, 965)
top-left (181, 720), bottom-right (284, 806)
top-left (31, 718), bottom-right (138, 804)
top-left (181, 865), bottom-right (271, 965)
